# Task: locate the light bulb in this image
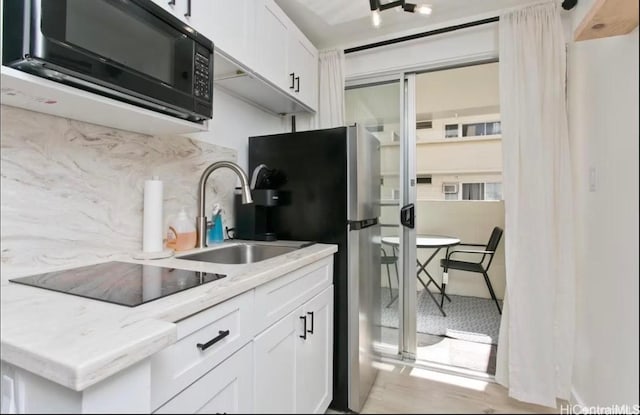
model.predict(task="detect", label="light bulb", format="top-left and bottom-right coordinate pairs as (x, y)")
top-left (416, 4), bottom-right (432, 15)
top-left (371, 10), bottom-right (381, 27)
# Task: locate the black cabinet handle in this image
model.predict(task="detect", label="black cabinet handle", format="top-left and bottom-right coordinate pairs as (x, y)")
top-left (295, 76), bottom-right (300, 93)
top-left (184, 0), bottom-right (191, 17)
top-left (168, 0), bottom-right (175, 5)
top-left (299, 315), bottom-right (307, 339)
top-left (196, 330), bottom-right (230, 351)
top-left (289, 73), bottom-right (295, 89)
top-left (306, 311), bottom-right (314, 334)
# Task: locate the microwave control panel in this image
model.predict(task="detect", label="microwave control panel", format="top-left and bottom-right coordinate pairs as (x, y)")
top-left (194, 52), bottom-right (211, 101)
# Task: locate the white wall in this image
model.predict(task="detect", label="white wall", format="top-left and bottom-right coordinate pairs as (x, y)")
top-left (415, 62), bottom-right (499, 117)
top-left (187, 87), bottom-right (285, 171)
top-left (568, 4), bottom-right (639, 407)
top-left (0, 88), bottom-right (285, 279)
top-left (345, 23), bottom-right (499, 82)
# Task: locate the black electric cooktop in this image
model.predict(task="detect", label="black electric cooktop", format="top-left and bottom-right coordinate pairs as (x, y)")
top-left (9, 261), bottom-right (226, 307)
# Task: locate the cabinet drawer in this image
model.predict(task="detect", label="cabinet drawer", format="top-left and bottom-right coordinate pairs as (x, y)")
top-left (150, 290), bottom-right (254, 410)
top-left (154, 342), bottom-right (254, 414)
top-left (254, 256), bottom-right (332, 334)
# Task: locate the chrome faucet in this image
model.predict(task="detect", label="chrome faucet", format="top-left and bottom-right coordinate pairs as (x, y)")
top-left (196, 161), bottom-right (253, 248)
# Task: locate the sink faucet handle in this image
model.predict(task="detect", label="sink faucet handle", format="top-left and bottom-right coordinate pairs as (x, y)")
top-left (197, 160), bottom-right (252, 249)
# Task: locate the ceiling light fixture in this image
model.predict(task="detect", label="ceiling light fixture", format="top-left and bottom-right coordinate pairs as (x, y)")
top-left (369, 0), bottom-right (432, 26)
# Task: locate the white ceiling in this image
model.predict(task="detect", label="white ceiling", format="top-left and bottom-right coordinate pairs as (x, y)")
top-left (275, 0), bottom-right (545, 50)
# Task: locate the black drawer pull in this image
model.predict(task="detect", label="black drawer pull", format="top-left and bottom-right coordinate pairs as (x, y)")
top-left (289, 73), bottom-right (295, 89)
top-left (197, 330), bottom-right (230, 351)
top-left (299, 315), bottom-right (307, 340)
top-left (295, 76), bottom-right (300, 93)
top-left (306, 311), bottom-right (314, 334)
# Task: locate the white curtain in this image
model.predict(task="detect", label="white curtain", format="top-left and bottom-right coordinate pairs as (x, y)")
top-left (314, 49), bottom-right (345, 128)
top-left (495, 1), bottom-right (575, 408)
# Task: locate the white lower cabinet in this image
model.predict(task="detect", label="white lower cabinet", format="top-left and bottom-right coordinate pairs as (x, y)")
top-left (254, 286), bottom-right (334, 414)
top-left (150, 290), bottom-right (254, 409)
top-left (0, 257), bottom-right (334, 414)
top-left (295, 286), bottom-right (333, 414)
top-left (253, 308), bottom-right (298, 413)
top-left (154, 343), bottom-right (253, 414)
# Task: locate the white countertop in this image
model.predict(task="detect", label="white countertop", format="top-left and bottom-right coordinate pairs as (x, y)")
top-left (0, 241), bottom-right (337, 391)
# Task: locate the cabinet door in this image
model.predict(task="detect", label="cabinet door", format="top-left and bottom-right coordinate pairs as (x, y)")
top-left (202, 0), bottom-right (255, 68)
top-left (255, 0), bottom-right (290, 89)
top-left (287, 29), bottom-right (318, 110)
top-left (253, 308), bottom-right (303, 413)
top-left (296, 286), bottom-right (334, 414)
top-left (185, 0), bottom-right (212, 38)
top-left (155, 343), bottom-right (254, 414)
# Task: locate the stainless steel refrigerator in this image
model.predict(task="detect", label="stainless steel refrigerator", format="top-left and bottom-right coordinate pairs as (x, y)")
top-left (248, 124), bottom-right (380, 412)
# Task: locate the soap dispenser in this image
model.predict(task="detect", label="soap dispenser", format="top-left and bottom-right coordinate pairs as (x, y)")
top-left (166, 207), bottom-right (197, 251)
top-left (208, 204), bottom-right (224, 245)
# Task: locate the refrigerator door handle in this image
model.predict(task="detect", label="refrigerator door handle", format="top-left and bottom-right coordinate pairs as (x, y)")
top-left (400, 203), bottom-right (415, 229)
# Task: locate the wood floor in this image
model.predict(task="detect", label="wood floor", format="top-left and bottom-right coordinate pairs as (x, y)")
top-left (381, 327), bottom-right (498, 374)
top-left (360, 360), bottom-right (559, 414)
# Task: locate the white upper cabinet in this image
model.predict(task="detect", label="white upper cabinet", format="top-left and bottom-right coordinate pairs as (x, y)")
top-left (287, 25), bottom-right (319, 110)
top-left (154, 0), bottom-right (318, 114)
top-left (208, 0), bottom-right (318, 114)
top-left (255, 0), bottom-right (291, 90)
top-left (195, 0), bottom-right (256, 69)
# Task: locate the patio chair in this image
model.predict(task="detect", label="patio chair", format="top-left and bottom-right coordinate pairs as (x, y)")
top-left (381, 246), bottom-right (399, 308)
top-left (439, 226), bottom-right (503, 314)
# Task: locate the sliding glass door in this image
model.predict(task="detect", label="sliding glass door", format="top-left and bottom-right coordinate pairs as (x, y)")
top-left (345, 75), bottom-right (419, 359)
top-left (345, 80), bottom-right (407, 356)
top-left (346, 62), bottom-right (504, 376)
top-left (410, 63), bottom-right (504, 374)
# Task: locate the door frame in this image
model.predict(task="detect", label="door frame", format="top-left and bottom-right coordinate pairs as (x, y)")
top-left (399, 73), bottom-right (417, 359)
top-left (344, 73), bottom-right (419, 360)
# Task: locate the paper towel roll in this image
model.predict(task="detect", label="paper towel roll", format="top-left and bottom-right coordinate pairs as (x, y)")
top-left (143, 177), bottom-right (164, 253)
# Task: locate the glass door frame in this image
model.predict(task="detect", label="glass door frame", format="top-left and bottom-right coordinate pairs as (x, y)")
top-left (399, 72), bottom-right (418, 359)
top-left (347, 58), bottom-right (502, 371)
top-left (346, 72), bottom-right (418, 360)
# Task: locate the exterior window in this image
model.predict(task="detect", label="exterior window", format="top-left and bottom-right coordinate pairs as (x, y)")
top-left (462, 183), bottom-right (485, 200)
top-left (462, 121), bottom-right (501, 137)
top-left (460, 182), bottom-right (503, 201)
top-left (417, 174), bottom-right (432, 184)
top-left (485, 182), bottom-right (503, 200)
top-left (462, 123), bottom-right (485, 137)
top-left (486, 121), bottom-right (501, 135)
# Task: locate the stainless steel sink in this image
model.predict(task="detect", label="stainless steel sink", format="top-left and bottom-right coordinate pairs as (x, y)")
top-left (178, 243), bottom-right (307, 264)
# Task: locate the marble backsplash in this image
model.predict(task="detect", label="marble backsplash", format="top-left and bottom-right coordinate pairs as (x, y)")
top-left (1, 105), bottom-right (239, 278)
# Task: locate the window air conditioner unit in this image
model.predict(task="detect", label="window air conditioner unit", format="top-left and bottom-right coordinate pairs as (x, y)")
top-left (442, 183), bottom-right (458, 194)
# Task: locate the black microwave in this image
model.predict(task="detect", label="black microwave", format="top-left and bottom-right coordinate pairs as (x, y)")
top-left (2, 0), bottom-right (213, 122)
